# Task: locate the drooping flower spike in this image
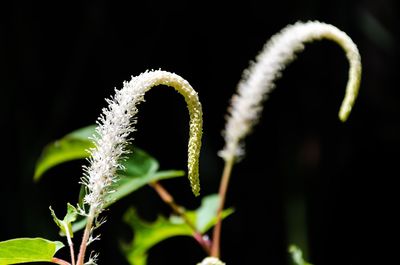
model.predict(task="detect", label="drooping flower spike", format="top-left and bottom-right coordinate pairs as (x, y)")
top-left (82, 70), bottom-right (203, 218)
top-left (77, 70), bottom-right (203, 265)
top-left (219, 21), bottom-right (362, 162)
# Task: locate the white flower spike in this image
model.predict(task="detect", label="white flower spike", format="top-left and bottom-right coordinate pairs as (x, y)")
top-left (220, 21), bottom-right (362, 162)
top-left (77, 70), bottom-right (203, 265)
top-left (83, 70), bottom-right (203, 220)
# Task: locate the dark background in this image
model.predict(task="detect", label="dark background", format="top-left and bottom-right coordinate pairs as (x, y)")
top-left (1, 0), bottom-right (398, 264)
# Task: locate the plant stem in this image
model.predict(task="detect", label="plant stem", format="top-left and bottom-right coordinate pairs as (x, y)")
top-left (76, 211), bottom-right (95, 265)
top-left (211, 158), bottom-right (235, 258)
top-left (62, 223), bottom-right (76, 265)
top-left (150, 181), bottom-right (211, 254)
top-left (52, 257), bottom-right (71, 265)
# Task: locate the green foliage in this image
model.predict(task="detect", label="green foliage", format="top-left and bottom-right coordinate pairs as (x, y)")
top-left (33, 125), bottom-right (185, 233)
top-left (72, 168), bottom-right (184, 233)
top-left (34, 125), bottom-right (185, 208)
top-left (289, 244), bottom-right (313, 265)
top-left (106, 149), bottom-right (184, 207)
top-left (122, 207), bottom-right (192, 265)
top-left (71, 147), bottom-right (184, 233)
top-left (0, 238), bottom-right (64, 265)
top-left (34, 125), bottom-right (96, 181)
top-left (30, 124), bottom-right (237, 265)
top-left (49, 203), bottom-right (78, 238)
top-left (191, 194), bottom-right (228, 232)
top-left (122, 194), bottom-right (233, 265)
top-left (77, 147), bottom-right (185, 209)
top-left (107, 170), bottom-right (185, 207)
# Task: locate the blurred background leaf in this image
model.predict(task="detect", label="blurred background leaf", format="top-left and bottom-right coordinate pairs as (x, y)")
top-left (34, 125), bottom-right (96, 181)
top-left (122, 194), bottom-right (233, 265)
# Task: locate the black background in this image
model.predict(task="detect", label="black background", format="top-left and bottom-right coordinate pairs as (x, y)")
top-left (1, 0), bottom-right (399, 264)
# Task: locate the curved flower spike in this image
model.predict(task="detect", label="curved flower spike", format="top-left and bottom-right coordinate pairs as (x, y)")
top-left (220, 21), bottom-right (362, 162)
top-left (77, 70), bottom-right (203, 265)
top-left (83, 70), bottom-right (203, 220)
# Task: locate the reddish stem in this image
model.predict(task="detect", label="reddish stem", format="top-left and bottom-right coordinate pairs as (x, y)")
top-left (211, 158), bottom-right (234, 258)
top-left (150, 181), bottom-right (211, 254)
top-left (76, 213), bottom-right (95, 265)
top-left (51, 257), bottom-right (71, 265)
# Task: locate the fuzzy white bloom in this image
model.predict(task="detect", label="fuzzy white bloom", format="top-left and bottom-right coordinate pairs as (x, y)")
top-left (81, 70), bottom-right (203, 219)
top-left (197, 257), bottom-right (226, 265)
top-left (219, 21), bottom-right (362, 162)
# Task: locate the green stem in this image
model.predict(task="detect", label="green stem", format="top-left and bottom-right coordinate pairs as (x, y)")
top-left (211, 158), bottom-right (235, 258)
top-left (62, 222), bottom-right (76, 265)
top-left (150, 181), bottom-right (211, 254)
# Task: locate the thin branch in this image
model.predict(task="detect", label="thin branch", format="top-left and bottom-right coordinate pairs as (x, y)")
top-left (150, 181), bottom-right (211, 254)
top-left (211, 158), bottom-right (234, 258)
top-left (51, 257), bottom-right (71, 265)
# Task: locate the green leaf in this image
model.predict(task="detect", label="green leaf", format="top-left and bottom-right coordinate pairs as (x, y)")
top-left (71, 169), bottom-right (185, 234)
top-left (122, 194), bottom-right (234, 265)
top-left (72, 147), bottom-right (184, 234)
top-left (289, 244), bottom-right (313, 265)
top-left (184, 195), bottom-right (233, 234)
top-left (49, 203), bottom-right (78, 238)
top-left (76, 146), bottom-right (160, 208)
top-left (72, 169), bottom-right (185, 234)
top-left (121, 147), bottom-right (159, 177)
top-left (122, 208), bottom-right (192, 265)
top-left (194, 194), bottom-right (232, 233)
top-left (35, 124), bottom-right (186, 235)
top-left (34, 125), bottom-right (96, 181)
top-left (75, 146), bottom-right (162, 207)
top-left (35, 124), bottom-right (184, 207)
top-left (0, 238), bottom-right (64, 265)
top-left (105, 170), bottom-right (185, 208)
top-left (77, 146), bottom-right (185, 209)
